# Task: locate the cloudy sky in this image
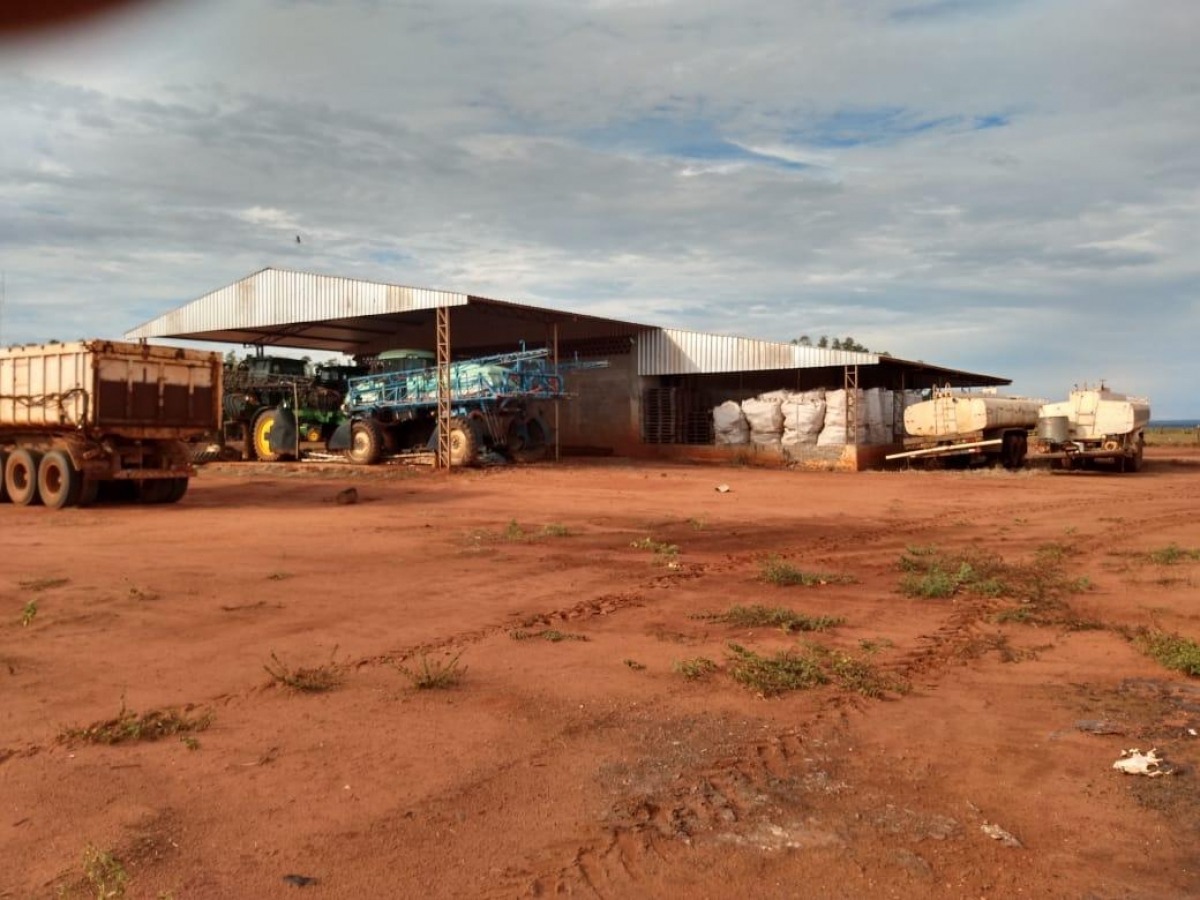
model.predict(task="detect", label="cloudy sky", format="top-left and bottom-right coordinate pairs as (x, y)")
top-left (2, 0), bottom-right (1197, 415)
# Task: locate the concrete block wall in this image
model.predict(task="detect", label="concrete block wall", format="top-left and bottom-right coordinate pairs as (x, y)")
top-left (558, 352), bottom-right (642, 454)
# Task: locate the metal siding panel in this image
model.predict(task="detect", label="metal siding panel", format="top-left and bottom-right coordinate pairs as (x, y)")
top-left (637, 328), bottom-right (878, 376)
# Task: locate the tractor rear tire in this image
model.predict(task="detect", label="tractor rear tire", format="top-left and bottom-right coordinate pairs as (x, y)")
top-left (448, 418), bottom-right (477, 467)
top-left (347, 419), bottom-right (385, 465)
top-left (0, 450), bottom-right (8, 503)
top-left (510, 417), bottom-right (548, 463)
top-left (5, 448), bottom-right (43, 506)
top-left (38, 450), bottom-right (82, 509)
top-left (252, 409), bottom-right (284, 462)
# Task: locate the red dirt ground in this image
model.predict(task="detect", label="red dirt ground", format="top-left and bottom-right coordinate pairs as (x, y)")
top-left (3, 449), bottom-right (1200, 898)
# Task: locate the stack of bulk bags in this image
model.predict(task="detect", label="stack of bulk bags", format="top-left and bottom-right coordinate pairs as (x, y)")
top-left (741, 392), bottom-right (785, 448)
top-left (712, 400), bottom-right (750, 445)
top-left (781, 389), bottom-right (826, 448)
top-left (817, 389), bottom-right (868, 446)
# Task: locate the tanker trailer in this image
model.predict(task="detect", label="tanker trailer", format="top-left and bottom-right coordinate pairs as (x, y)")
top-left (1032, 386), bottom-right (1149, 472)
top-left (885, 388), bottom-right (1043, 469)
top-left (0, 340), bottom-right (222, 508)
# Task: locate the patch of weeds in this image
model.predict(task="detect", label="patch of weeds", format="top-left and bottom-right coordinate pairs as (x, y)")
top-left (1035, 542), bottom-right (1079, 564)
top-left (630, 536), bottom-right (680, 561)
top-left (959, 632), bottom-right (1040, 664)
top-left (509, 628), bottom-right (588, 642)
top-left (624, 659), bottom-right (647, 670)
top-left (725, 643), bottom-right (828, 696)
top-left (60, 703), bottom-right (212, 747)
top-left (82, 844), bottom-right (129, 899)
top-left (18, 576), bottom-right (69, 592)
top-left (397, 652), bottom-right (466, 689)
top-left (859, 637), bottom-right (894, 654)
top-left (904, 544), bottom-right (939, 557)
top-left (696, 604), bottom-right (843, 633)
top-left (898, 546), bottom-right (1008, 599)
top-left (541, 523), bottom-right (571, 538)
top-left (127, 585), bottom-right (159, 603)
top-left (1148, 544), bottom-right (1200, 565)
top-left (687, 516), bottom-right (707, 531)
top-left (995, 606), bottom-right (1036, 625)
top-left (20, 600), bottom-right (37, 627)
top-left (503, 519), bottom-right (526, 541)
top-left (819, 647), bottom-right (910, 697)
top-left (263, 650), bottom-right (341, 693)
top-left (1134, 629), bottom-right (1200, 677)
top-left (266, 571), bottom-right (293, 581)
top-left (760, 556), bottom-right (855, 587)
top-left (179, 735), bottom-right (201, 751)
top-left (673, 657), bottom-right (718, 679)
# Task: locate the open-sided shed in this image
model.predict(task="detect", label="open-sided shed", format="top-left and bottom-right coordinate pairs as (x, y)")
top-left (126, 268), bottom-right (1010, 466)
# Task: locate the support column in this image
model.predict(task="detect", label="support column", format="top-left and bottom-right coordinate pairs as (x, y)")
top-left (436, 305), bottom-right (451, 469)
top-left (844, 364), bottom-right (859, 446)
top-left (552, 321), bottom-right (560, 462)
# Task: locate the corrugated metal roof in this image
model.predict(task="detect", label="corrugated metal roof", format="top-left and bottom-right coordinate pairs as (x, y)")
top-left (637, 328), bottom-right (878, 376)
top-left (125, 268), bottom-right (469, 340)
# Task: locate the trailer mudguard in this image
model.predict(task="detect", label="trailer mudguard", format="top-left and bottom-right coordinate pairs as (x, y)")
top-left (328, 419), bottom-right (353, 452)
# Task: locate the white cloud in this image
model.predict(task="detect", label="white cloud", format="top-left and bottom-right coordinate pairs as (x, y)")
top-left (0, 0), bottom-right (1196, 414)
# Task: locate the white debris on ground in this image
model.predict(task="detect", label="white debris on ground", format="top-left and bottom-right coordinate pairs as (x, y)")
top-left (1112, 748), bottom-right (1172, 777)
top-left (980, 822), bottom-right (1023, 848)
top-left (715, 483), bottom-right (731, 493)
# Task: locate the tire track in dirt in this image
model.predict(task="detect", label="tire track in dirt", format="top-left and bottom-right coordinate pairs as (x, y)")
top-left (483, 589), bottom-right (1016, 895)
top-left (489, 728), bottom-right (827, 898)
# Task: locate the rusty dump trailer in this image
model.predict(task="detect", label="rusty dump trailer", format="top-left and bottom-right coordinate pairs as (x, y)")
top-left (0, 340), bottom-right (223, 508)
top-left (886, 390), bottom-right (1044, 469)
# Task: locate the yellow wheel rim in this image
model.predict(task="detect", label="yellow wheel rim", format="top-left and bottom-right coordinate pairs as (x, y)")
top-left (254, 416), bottom-right (274, 458)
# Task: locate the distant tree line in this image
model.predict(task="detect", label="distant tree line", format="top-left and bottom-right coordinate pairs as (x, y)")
top-left (790, 335), bottom-right (889, 355)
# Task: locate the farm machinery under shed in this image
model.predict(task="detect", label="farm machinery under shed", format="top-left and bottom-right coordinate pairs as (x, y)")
top-left (262, 346), bottom-right (602, 466)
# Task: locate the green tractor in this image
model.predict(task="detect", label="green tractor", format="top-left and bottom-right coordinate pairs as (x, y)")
top-left (222, 356), bottom-right (365, 461)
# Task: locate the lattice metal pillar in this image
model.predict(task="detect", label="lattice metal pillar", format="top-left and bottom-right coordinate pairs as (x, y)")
top-left (844, 364), bottom-right (859, 446)
top-left (435, 304), bottom-right (451, 469)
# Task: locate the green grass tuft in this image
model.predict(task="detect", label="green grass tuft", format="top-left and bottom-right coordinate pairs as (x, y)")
top-left (397, 652), bottom-right (466, 689)
top-left (1134, 629), bottom-right (1200, 676)
top-left (264, 650), bottom-right (341, 693)
top-left (1147, 544), bottom-right (1200, 565)
top-left (725, 643), bottom-right (828, 696)
top-left (20, 600), bottom-right (37, 627)
top-left (630, 536), bottom-right (679, 559)
top-left (697, 604), bottom-right (843, 633)
top-left (509, 628), bottom-right (588, 642)
top-left (673, 657), bottom-right (718, 679)
top-left (82, 844), bottom-right (129, 898)
top-left (760, 556), bottom-right (856, 587)
top-left (60, 703), bottom-right (212, 747)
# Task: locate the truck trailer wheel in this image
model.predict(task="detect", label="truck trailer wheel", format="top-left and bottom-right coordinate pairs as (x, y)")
top-left (165, 478), bottom-right (189, 503)
top-left (78, 478), bottom-right (100, 507)
top-left (37, 450), bottom-right (82, 509)
top-left (5, 448), bottom-right (43, 506)
top-left (346, 419), bottom-right (384, 465)
top-left (136, 479), bottom-right (175, 504)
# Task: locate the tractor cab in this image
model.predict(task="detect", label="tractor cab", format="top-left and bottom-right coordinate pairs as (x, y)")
top-left (373, 349), bottom-right (436, 375)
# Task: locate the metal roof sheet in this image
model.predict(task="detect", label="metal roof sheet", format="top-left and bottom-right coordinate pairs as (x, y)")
top-left (637, 328), bottom-right (879, 375)
top-left (126, 268), bottom-right (469, 340)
